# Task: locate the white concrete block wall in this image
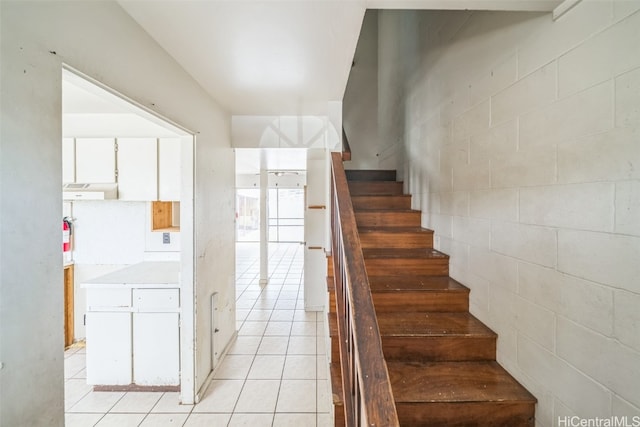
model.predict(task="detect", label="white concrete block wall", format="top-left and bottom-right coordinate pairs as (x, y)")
top-left (373, 2), bottom-right (640, 424)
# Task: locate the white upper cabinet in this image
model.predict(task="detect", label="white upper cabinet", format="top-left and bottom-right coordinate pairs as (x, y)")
top-left (117, 138), bottom-right (158, 201)
top-left (158, 138), bottom-right (181, 201)
top-left (75, 138), bottom-right (116, 183)
top-left (62, 138), bottom-right (75, 184)
top-left (66, 137), bottom-right (180, 201)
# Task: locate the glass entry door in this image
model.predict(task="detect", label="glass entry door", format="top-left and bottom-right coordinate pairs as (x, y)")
top-left (236, 187), bottom-right (304, 243)
top-left (268, 188), bottom-right (304, 243)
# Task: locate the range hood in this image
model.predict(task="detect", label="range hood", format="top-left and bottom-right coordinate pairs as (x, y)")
top-left (63, 183), bottom-right (118, 200)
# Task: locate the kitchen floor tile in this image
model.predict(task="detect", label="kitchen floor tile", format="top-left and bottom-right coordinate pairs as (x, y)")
top-left (139, 413), bottom-right (189, 426)
top-left (234, 380), bottom-right (280, 413)
top-left (273, 413), bottom-right (316, 427)
top-left (228, 413), bottom-right (274, 427)
top-left (291, 321), bottom-right (317, 336)
top-left (150, 392), bottom-right (193, 413)
top-left (246, 309), bottom-right (272, 321)
top-left (227, 336), bottom-right (262, 355)
top-left (238, 321), bottom-right (267, 336)
top-left (283, 355), bottom-right (317, 379)
top-left (64, 379), bottom-right (93, 410)
top-left (183, 413), bottom-right (232, 426)
top-left (318, 412), bottom-right (334, 427)
top-left (274, 299), bottom-right (297, 310)
top-left (276, 380), bottom-right (316, 413)
top-left (213, 355), bottom-right (254, 380)
top-left (317, 355), bottom-right (329, 380)
top-left (110, 391), bottom-right (162, 413)
top-left (68, 391), bottom-right (124, 413)
top-left (257, 336), bottom-right (289, 355)
top-left (64, 353), bottom-right (86, 379)
top-left (65, 413), bottom-right (104, 427)
top-left (94, 413), bottom-right (146, 427)
top-left (264, 321), bottom-right (292, 336)
top-left (192, 380), bottom-right (244, 413)
top-left (269, 310), bottom-right (295, 322)
top-left (247, 355), bottom-right (286, 380)
top-left (287, 336), bottom-right (316, 355)
top-left (317, 379), bottom-right (331, 413)
top-left (293, 310), bottom-right (317, 322)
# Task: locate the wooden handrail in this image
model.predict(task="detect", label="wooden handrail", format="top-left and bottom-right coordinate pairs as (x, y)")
top-left (342, 128), bottom-right (352, 161)
top-left (330, 152), bottom-right (399, 427)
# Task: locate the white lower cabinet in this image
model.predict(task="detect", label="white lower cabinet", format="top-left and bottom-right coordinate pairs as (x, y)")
top-left (86, 312), bottom-right (133, 385)
top-left (85, 286), bottom-right (180, 387)
top-left (133, 312), bottom-right (180, 386)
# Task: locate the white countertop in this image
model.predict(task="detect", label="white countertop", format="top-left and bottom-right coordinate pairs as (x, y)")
top-left (81, 261), bottom-right (180, 289)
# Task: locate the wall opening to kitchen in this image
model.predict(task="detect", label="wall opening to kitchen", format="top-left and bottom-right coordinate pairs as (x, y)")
top-left (61, 67), bottom-right (195, 405)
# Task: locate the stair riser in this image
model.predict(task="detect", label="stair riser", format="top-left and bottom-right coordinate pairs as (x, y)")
top-left (360, 232), bottom-right (433, 249)
top-left (331, 336), bottom-right (340, 363)
top-left (365, 259), bottom-right (449, 276)
top-left (372, 292), bottom-right (468, 313)
top-left (356, 212), bottom-right (421, 227)
top-left (328, 315), bottom-right (339, 363)
top-left (348, 181), bottom-right (404, 196)
top-left (352, 196), bottom-right (411, 210)
top-left (346, 170), bottom-right (397, 181)
top-left (382, 337), bottom-right (496, 362)
top-left (328, 291), bottom-right (336, 313)
top-left (395, 402), bottom-right (535, 427)
top-left (327, 256), bottom-right (334, 277)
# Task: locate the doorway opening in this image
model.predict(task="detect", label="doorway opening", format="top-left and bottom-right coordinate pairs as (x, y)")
top-left (61, 66), bottom-right (196, 409)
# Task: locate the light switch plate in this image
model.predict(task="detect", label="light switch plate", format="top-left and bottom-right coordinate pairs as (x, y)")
top-left (163, 233), bottom-right (170, 244)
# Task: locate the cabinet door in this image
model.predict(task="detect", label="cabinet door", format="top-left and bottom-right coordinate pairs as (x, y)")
top-left (117, 138), bottom-right (158, 201)
top-left (86, 312), bottom-right (132, 385)
top-left (158, 138), bottom-right (181, 201)
top-left (62, 138), bottom-right (75, 184)
top-left (133, 312), bottom-right (180, 385)
top-left (75, 138), bottom-right (116, 183)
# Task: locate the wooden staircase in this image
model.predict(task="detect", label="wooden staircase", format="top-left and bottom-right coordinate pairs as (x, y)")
top-left (328, 169), bottom-right (536, 427)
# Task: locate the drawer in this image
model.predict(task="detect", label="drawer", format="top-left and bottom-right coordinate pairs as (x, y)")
top-left (133, 289), bottom-right (179, 311)
top-left (87, 288), bottom-right (131, 310)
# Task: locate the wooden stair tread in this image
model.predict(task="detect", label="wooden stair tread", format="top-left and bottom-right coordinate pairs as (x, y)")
top-left (363, 247), bottom-right (449, 260)
top-left (369, 276), bottom-right (467, 292)
top-left (377, 312), bottom-right (496, 337)
top-left (387, 361), bottom-right (536, 403)
top-left (355, 208), bottom-right (419, 213)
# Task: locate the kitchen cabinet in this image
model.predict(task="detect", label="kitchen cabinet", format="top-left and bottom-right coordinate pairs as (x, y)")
top-left (158, 138), bottom-right (181, 201)
top-left (86, 311), bottom-right (133, 385)
top-left (117, 138), bottom-right (158, 201)
top-left (63, 137), bottom-right (179, 201)
top-left (82, 262), bottom-right (180, 388)
top-left (75, 138), bottom-right (116, 183)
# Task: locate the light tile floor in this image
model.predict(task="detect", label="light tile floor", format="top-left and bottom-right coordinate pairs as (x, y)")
top-left (65, 242), bottom-right (333, 427)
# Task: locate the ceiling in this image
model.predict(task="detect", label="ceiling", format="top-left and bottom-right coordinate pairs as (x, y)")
top-left (63, 69), bottom-right (187, 137)
top-left (117, 0), bottom-right (563, 117)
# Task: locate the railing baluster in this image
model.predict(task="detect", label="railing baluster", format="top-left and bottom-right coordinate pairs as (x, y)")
top-left (329, 152), bottom-right (400, 427)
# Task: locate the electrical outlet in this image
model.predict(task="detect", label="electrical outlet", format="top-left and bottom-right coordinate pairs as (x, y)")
top-left (163, 232), bottom-right (171, 244)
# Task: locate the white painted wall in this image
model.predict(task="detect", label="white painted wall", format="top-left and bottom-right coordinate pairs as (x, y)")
top-left (360, 3), bottom-right (640, 425)
top-left (343, 10), bottom-right (382, 170)
top-left (0, 2), bottom-right (234, 425)
top-left (69, 201), bottom-right (180, 339)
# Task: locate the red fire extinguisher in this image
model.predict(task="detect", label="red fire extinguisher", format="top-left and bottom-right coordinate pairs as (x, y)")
top-left (63, 217), bottom-right (72, 253)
